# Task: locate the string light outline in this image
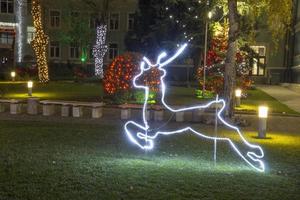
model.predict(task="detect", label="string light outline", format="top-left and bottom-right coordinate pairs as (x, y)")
top-left (93, 24), bottom-right (108, 78)
top-left (124, 44), bottom-right (265, 172)
top-left (165, 0), bottom-right (206, 43)
top-left (16, 0), bottom-right (25, 63)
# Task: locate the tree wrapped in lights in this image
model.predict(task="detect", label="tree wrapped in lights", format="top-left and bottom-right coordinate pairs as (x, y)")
top-left (196, 22), bottom-right (252, 94)
top-left (103, 52), bottom-right (161, 96)
top-left (31, 0), bottom-right (49, 83)
top-left (93, 24), bottom-right (108, 78)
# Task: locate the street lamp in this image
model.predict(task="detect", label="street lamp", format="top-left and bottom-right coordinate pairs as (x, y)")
top-left (27, 81), bottom-right (33, 96)
top-left (11, 71), bottom-right (16, 82)
top-left (203, 11), bottom-right (212, 97)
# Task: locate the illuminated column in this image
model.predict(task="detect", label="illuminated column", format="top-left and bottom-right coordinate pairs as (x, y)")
top-left (235, 89), bottom-right (242, 107)
top-left (16, 0), bottom-right (27, 63)
top-left (258, 106), bottom-right (268, 138)
top-left (27, 81), bottom-right (33, 96)
top-left (93, 25), bottom-right (108, 78)
top-left (31, 0), bottom-right (50, 83)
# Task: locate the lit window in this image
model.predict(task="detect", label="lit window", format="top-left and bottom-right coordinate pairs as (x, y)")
top-left (70, 43), bottom-right (80, 59)
top-left (27, 26), bottom-right (35, 44)
top-left (250, 46), bottom-right (266, 76)
top-left (70, 11), bottom-right (79, 25)
top-left (128, 13), bottom-right (135, 30)
top-left (0, 0), bottom-right (14, 14)
top-left (109, 13), bottom-right (119, 30)
top-left (50, 41), bottom-right (60, 58)
top-left (109, 43), bottom-right (118, 60)
top-left (50, 10), bottom-right (60, 28)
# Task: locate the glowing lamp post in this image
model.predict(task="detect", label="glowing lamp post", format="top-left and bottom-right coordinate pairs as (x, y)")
top-left (258, 106), bottom-right (268, 138)
top-left (202, 11), bottom-right (212, 97)
top-left (235, 89), bottom-right (242, 107)
top-left (27, 81), bottom-right (33, 96)
top-left (11, 71), bottom-right (16, 81)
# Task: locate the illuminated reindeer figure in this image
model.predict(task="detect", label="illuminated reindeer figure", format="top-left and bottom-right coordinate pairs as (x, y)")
top-left (124, 44), bottom-right (265, 172)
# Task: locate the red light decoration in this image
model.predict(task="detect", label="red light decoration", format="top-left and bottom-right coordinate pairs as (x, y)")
top-left (103, 52), bottom-right (161, 96)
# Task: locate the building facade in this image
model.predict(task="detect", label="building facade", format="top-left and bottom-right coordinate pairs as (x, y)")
top-left (0, 0), bottom-right (299, 83)
top-left (290, 0), bottom-right (300, 83)
top-left (0, 0), bottom-right (137, 78)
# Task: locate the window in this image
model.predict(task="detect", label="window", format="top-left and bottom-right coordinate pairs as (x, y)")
top-left (70, 11), bottom-right (79, 25)
top-left (0, 32), bottom-right (14, 45)
top-left (109, 43), bottom-right (118, 60)
top-left (27, 0), bottom-right (32, 15)
top-left (0, 0), bottom-right (14, 14)
top-left (50, 10), bottom-right (60, 28)
top-left (89, 47), bottom-right (94, 59)
top-left (50, 41), bottom-right (60, 58)
top-left (109, 13), bottom-right (119, 30)
top-left (69, 43), bottom-right (80, 59)
top-left (250, 46), bottom-right (266, 76)
top-left (127, 13), bottom-right (135, 30)
top-left (89, 14), bottom-right (98, 29)
top-left (27, 26), bottom-right (35, 44)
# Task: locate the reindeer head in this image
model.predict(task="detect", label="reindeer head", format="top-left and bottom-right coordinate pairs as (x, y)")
top-left (133, 44), bottom-right (188, 88)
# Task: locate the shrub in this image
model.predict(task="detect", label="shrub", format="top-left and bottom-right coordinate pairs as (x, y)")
top-left (103, 52), bottom-right (161, 103)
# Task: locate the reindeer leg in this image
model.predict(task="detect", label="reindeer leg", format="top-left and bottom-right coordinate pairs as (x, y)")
top-left (226, 138), bottom-right (265, 172)
top-left (124, 121), bottom-right (153, 150)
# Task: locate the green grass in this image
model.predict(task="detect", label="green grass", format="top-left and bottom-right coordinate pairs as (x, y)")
top-left (0, 120), bottom-right (299, 199)
top-left (237, 89), bottom-right (299, 115)
top-left (0, 81), bottom-right (103, 101)
top-left (0, 81), bottom-right (298, 114)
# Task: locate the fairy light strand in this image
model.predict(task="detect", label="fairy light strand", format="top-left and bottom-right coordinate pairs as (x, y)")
top-left (31, 0), bottom-right (50, 83)
top-left (93, 24), bottom-right (108, 78)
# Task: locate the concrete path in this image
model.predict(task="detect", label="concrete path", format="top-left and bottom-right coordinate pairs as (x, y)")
top-left (257, 85), bottom-right (300, 113)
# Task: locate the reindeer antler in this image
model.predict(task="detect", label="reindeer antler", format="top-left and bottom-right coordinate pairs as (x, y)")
top-left (142, 43), bottom-right (188, 69)
top-left (158, 43), bottom-right (188, 68)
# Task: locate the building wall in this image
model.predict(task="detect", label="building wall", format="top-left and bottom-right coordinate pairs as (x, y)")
top-left (249, 28), bottom-right (286, 84)
top-left (0, 0), bottom-right (138, 67)
top-left (292, 0), bottom-right (300, 83)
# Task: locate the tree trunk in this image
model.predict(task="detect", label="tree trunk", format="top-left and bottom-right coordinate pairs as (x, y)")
top-left (224, 0), bottom-right (239, 117)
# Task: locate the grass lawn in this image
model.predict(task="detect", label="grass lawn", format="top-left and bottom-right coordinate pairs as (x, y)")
top-left (0, 81), bottom-right (104, 102)
top-left (0, 120), bottom-right (299, 199)
top-left (0, 81), bottom-right (298, 114)
top-left (236, 89), bottom-right (299, 115)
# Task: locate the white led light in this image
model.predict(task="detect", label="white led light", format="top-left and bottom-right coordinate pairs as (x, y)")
top-left (11, 71), bottom-right (16, 78)
top-left (93, 24), bottom-right (108, 78)
top-left (124, 44), bottom-right (265, 172)
top-left (235, 89), bottom-right (242, 98)
top-left (258, 106), bottom-right (268, 119)
top-left (208, 11), bottom-right (213, 19)
top-left (27, 81), bottom-right (33, 88)
top-left (16, 0), bottom-right (25, 63)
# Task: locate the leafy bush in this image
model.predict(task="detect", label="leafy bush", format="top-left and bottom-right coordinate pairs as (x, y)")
top-left (103, 52), bottom-right (161, 104)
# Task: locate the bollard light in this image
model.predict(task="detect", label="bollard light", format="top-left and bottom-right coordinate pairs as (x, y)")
top-left (258, 106), bottom-right (268, 119)
top-left (258, 106), bottom-right (268, 138)
top-left (27, 81), bottom-right (33, 96)
top-left (235, 89), bottom-right (242, 107)
top-left (11, 71), bottom-right (16, 81)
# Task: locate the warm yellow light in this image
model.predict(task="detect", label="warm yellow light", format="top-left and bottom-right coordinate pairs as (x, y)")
top-left (235, 89), bottom-right (242, 98)
top-left (258, 106), bottom-right (268, 118)
top-left (27, 81), bottom-right (33, 88)
top-left (208, 11), bottom-right (213, 19)
top-left (11, 71), bottom-right (16, 78)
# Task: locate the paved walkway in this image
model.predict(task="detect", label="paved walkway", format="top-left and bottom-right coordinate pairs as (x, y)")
top-left (257, 85), bottom-right (300, 113)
